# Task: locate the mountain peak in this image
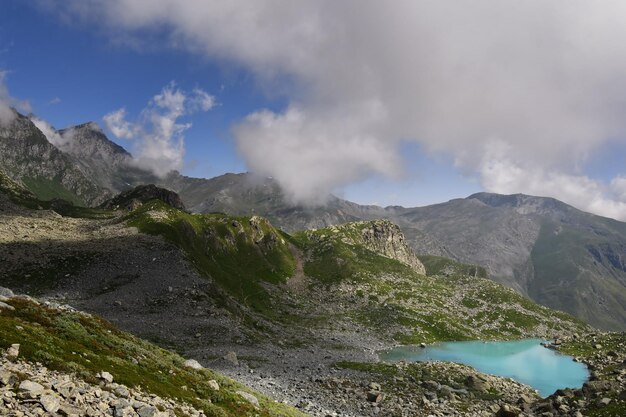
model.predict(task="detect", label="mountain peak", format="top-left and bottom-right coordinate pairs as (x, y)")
top-left (467, 192), bottom-right (574, 216)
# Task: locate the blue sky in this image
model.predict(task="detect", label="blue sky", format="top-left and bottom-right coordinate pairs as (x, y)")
top-left (2, 1), bottom-right (626, 217)
top-left (0, 1), bottom-right (478, 207)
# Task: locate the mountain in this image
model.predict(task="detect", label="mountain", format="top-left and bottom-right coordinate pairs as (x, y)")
top-left (2, 179), bottom-right (605, 416)
top-left (0, 112), bottom-right (108, 205)
top-left (1, 114), bottom-right (625, 330)
top-left (391, 193), bottom-right (626, 331)
top-left (167, 173), bottom-right (626, 331)
top-left (56, 122), bottom-right (158, 193)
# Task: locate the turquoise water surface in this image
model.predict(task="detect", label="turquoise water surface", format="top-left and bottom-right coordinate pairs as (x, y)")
top-left (380, 339), bottom-right (588, 397)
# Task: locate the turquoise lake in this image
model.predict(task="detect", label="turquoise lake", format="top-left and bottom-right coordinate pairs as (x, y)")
top-left (380, 339), bottom-right (588, 397)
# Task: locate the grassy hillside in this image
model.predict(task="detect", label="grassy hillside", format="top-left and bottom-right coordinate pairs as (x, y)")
top-left (289, 222), bottom-right (588, 344)
top-left (125, 200), bottom-right (296, 319)
top-left (531, 220), bottom-right (626, 330)
top-left (0, 297), bottom-right (305, 417)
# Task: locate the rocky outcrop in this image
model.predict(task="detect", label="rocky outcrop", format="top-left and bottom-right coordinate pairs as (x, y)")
top-left (100, 184), bottom-right (186, 211)
top-left (359, 220), bottom-right (426, 274)
top-left (316, 220), bottom-right (426, 274)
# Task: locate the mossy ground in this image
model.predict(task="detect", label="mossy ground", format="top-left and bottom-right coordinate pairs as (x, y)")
top-left (0, 298), bottom-right (306, 417)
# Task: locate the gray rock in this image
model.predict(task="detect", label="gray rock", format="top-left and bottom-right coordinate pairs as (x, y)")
top-left (0, 301), bottom-right (15, 311)
top-left (598, 397), bottom-right (611, 407)
top-left (496, 404), bottom-right (521, 417)
top-left (207, 380), bottom-right (219, 391)
top-left (18, 380), bottom-right (44, 397)
top-left (367, 391), bottom-right (383, 403)
top-left (0, 370), bottom-right (17, 386)
top-left (224, 351), bottom-right (239, 366)
top-left (183, 359), bottom-right (203, 370)
top-left (137, 405), bottom-right (159, 417)
top-left (40, 394), bottom-right (61, 413)
top-left (0, 287), bottom-right (14, 297)
top-left (6, 343), bottom-right (19, 359)
top-left (368, 382), bottom-right (381, 391)
top-left (97, 371), bottom-right (114, 383)
top-left (464, 375), bottom-right (489, 392)
top-left (115, 385), bottom-right (130, 398)
top-left (236, 391), bottom-right (259, 408)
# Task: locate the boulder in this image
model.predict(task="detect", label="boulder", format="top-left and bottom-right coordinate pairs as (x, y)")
top-left (0, 301), bottom-right (15, 311)
top-left (496, 404), bottom-right (521, 417)
top-left (0, 287), bottom-right (14, 298)
top-left (0, 370), bottom-right (17, 386)
top-left (207, 380), bottom-right (219, 391)
top-left (183, 359), bottom-right (203, 370)
top-left (367, 390), bottom-right (383, 403)
top-left (236, 391), bottom-right (259, 408)
top-left (97, 371), bottom-right (114, 383)
top-left (223, 351), bottom-right (239, 366)
top-left (18, 380), bottom-right (44, 398)
top-left (6, 343), bottom-right (19, 359)
top-left (40, 394), bottom-right (61, 413)
top-left (465, 375), bottom-right (489, 392)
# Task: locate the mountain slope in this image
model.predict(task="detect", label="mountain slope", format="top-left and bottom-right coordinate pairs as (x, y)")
top-left (57, 122), bottom-right (158, 193)
top-left (0, 112), bottom-right (108, 205)
top-left (2, 116), bottom-right (624, 330)
top-left (0, 294), bottom-right (305, 417)
top-left (0, 182), bottom-right (598, 416)
top-left (169, 173), bottom-right (626, 330)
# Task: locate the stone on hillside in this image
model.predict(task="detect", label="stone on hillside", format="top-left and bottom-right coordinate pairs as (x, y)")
top-left (0, 370), bottom-right (17, 386)
top-left (97, 371), bottom-right (114, 383)
top-left (367, 390), bottom-right (384, 403)
top-left (0, 287), bottom-right (14, 297)
top-left (6, 343), bottom-right (19, 359)
top-left (465, 375), bottom-right (490, 392)
top-left (236, 391), bottom-right (259, 408)
top-left (40, 394), bottom-right (61, 413)
top-left (137, 405), bottom-right (159, 417)
top-left (0, 301), bottom-right (15, 311)
top-left (115, 385), bottom-right (130, 398)
top-left (517, 394), bottom-right (533, 405)
top-left (496, 404), bottom-right (521, 417)
top-left (598, 397), bottom-right (611, 407)
top-left (183, 359), bottom-right (203, 370)
top-left (223, 351), bottom-right (239, 366)
top-left (422, 380), bottom-right (440, 391)
top-left (368, 382), bottom-right (381, 391)
top-left (207, 380), bottom-right (219, 391)
top-left (18, 380), bottom-right (44, 397)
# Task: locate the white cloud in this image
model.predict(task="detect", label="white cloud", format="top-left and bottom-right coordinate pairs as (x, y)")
top-left (104, 83), bottom-right (215, 177)
top-left (103, 108), bottom-right (136, 139)
top-left (48, 1), bottom-right (626, 216)
top-left (31, 117), bottom-right (67, 148)
top-left (479, 142), bottom-right (626, 220)
top-left (0, 70), bottom-right (31, 126)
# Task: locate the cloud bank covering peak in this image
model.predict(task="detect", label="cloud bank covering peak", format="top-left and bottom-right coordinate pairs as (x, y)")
top-left (103, 83), bottom-right (215, 177)
top-left (46, 0), bottom-right (626, 218)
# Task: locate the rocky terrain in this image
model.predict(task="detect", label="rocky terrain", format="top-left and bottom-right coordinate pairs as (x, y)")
top-left (2, 177), bottom-right (614, 416)
top-left (0, 289), bottom-right (305, 417)
top-left (1, 112), bottom-right (625, 331)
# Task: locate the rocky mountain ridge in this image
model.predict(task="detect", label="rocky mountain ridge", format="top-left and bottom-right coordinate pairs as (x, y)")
top-left (1, 113), bottom-right (625, 330)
